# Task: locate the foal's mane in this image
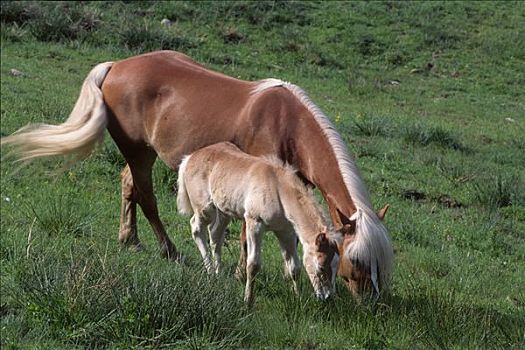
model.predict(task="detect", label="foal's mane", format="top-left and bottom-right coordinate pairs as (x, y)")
top-left (252, 79), bottom-right (394, 289)
top-left (260, 155), bottom-right (332, 240)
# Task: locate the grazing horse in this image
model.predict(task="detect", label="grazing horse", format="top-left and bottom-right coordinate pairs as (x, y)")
top-left (1, 50), bottom-right (393, 297)
top-left (176, 142), bottom-right (340, 303)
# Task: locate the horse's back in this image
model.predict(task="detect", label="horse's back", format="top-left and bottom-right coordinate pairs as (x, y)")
top-left (100, 51), bottom-right (255, 167)
top-left (99, 50), bottom-right (311, 173)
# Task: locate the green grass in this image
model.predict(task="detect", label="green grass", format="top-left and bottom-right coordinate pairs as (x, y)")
top-left (1, 1), bottom-right (524, 349)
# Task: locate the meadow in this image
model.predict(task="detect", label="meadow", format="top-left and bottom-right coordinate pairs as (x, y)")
top-left (1, 1), bottom-right (524, 349)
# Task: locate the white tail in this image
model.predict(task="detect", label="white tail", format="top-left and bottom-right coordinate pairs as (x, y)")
top-left (1, 61), bottom-right (113, 161)
top-left (176, 155), bottom-right (194, 216)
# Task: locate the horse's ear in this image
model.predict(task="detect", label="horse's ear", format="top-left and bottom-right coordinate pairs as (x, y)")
top-left (377, 204), bottom-right (390, 221)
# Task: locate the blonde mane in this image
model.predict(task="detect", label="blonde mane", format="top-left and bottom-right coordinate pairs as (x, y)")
top-left (252, 79), bottom-right (394, 289)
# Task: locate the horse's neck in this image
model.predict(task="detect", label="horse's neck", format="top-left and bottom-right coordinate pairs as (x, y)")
top-left (292, 111), bottom-right (358, 226)
top-left (278, 174), bottom-right (327, 245)
top-left (246, 81), bottom-right (365, 227)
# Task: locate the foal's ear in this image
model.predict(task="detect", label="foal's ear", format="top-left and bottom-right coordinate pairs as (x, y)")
top-left (315, 233), bottom-right (329, 249)
top-left (377, 204), bottom-right (390, 221)
top-left (338, 224), bottom-right (354, 236)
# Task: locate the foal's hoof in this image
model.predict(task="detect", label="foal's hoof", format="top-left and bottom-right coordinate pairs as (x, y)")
top-left (244, 294), bottom-right (255, 306)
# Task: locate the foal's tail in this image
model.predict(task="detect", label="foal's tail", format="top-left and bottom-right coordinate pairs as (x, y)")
top-left (1, 62), bottom-right (114, 161)
top-left (176, 155), bottom-right (194, 216)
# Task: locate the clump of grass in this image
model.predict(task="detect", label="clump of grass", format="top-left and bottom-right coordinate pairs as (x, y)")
top-left (472, 174), bottom-right (524, 209)
top-left (433, 156), bottom-right (473, 186)
top-left (356, 32), bottom-right (385, 57)
top-left (0, 22), bottom-right (29, 42)
top-left (117, 23), bottom-right (196, 53)
top-left (351, 114), bottom-right (393, 137)
top-left (421, 23), bottom-right (461, 50)
top-left (8, 253), bottom-right (249, 348)
top-left (26, 3), bottom-right (101, 42)
top-left (0, 1), bottom-right (39, 25)
top-left (403, 124), bottom-right (465, 150)
top-left (17, 191), bottom-right (96, 238)
top-left (213, 1), bottom-right (314, 28)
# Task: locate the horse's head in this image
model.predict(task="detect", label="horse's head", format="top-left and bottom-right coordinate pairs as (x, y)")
top-left (337, 235), bottom-right (379, 299)
top-left (337, 204), bottom-right (390, 299)
top-left (303, 232), bottom-right (340, 300)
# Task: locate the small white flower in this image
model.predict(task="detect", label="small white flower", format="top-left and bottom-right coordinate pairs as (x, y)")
top-left (4, 197), bottom-right (11, 202)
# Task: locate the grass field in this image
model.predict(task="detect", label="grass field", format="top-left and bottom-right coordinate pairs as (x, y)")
top-left (1, 1), bottom-right (524, 349)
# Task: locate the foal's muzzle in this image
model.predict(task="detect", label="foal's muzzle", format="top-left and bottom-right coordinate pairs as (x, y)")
top-left (315, 287), bottom-right (333, 300)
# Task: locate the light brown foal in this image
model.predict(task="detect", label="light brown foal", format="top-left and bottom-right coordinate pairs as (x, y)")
top-left (177, 142), bottom-right (340, 303)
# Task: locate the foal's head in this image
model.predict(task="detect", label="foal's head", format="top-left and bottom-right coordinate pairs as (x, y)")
top-left (303, 233), bottom-right (340, 300)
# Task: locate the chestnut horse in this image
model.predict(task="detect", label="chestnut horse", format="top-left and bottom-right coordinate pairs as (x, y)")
top-left (177, 142), bottom-right (340, 303)
top-left (1, 50), bottom-right (393, 297)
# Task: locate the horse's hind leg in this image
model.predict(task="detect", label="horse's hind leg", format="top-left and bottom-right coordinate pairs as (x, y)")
top-left (126, 152), bottom-right (180, 260)
top-left (119, 165), bottom-right (141, 251)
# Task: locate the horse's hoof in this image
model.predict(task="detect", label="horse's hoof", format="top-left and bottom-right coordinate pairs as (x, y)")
top-left (127, 242), bottom-right (144, 253)
top-left (173, 252), bottom-right (188, 265)
top-left (161, 249), bottom-right (187, 265)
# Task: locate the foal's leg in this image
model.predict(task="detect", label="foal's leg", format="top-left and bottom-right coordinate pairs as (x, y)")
top-left (127, 153), bottom-right (179, 260)
top-left (208, 211), bottom-right (231, 274)
top-left (244, 216), bottom-right (263, 305)
top-left (118, 165), bottom-right (141, 251)
top-left (276, 230), bottom-right (301, 295)
top-left (190, 213), bottom-right (213, 273)
top-left (235, 221), bottom-right (248, 281)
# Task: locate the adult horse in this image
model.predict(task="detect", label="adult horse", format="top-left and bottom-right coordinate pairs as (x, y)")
top-left (1, 50), bottom-right (393, 297)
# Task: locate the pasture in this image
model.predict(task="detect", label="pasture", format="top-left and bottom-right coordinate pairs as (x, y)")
top-left (1, 1), bottom-right (524, 349)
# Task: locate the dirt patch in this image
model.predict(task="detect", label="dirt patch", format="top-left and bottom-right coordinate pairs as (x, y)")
top-left (402, 190), bottom-right (464, 208)
top-left (402, 190), bottom-right (427, 201)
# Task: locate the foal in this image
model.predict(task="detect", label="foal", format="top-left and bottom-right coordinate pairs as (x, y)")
top-left (177, 142), bottom-right (340, 303)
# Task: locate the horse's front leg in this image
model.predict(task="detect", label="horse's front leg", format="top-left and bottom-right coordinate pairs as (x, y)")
top-left (235, 221), bottom-right (248, 281)
top-left (244, 216), bottom-right (263, 305)
top-left (119, 165), bottom-right (142, 251)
